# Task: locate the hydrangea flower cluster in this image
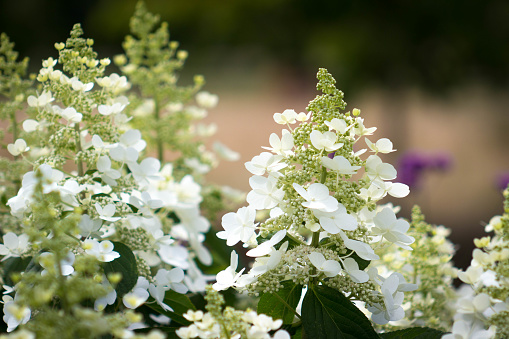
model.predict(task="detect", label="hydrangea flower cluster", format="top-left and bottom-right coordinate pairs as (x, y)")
top-left (176, 286), bottom-right (290, 339)
top-left (0, 20), bottom-right (224, 336)
top-left (443, 187), bottom-right (509, 338)
top-left (370, 205), bottom-right (458, 331)
top-left (114, 1), bottom-right (242, 240)
top-left (214, 68), bottom-right (417, 325)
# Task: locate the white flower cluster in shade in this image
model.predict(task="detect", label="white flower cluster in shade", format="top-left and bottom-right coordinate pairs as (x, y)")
top-left (176, 309), bottom-right (290, 339)
top-left (1, 57), bottom-right (216, 332)
top-left (441, 215), bottom-right (509, 339)
top-left (214, 107), bottom-right (416, 325)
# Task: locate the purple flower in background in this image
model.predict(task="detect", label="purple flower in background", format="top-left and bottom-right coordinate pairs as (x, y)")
top-left (397, 151), bottom-right (452, 189)
top-left (496, 173), bottom-right (509, 191)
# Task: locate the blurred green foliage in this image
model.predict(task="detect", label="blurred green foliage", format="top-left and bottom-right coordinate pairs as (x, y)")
top-left (1, 0), bottom-right (509, 92)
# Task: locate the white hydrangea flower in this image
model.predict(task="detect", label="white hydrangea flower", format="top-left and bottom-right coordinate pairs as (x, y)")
top-left (321, 155), bottom-right (361, 175)
top-left (149, 268), bottom-right (188, 311)
top-left (247, 176), bottom-right (285, 210)
top-left (128, 157), bottom-right (161, 186)
top-left (83, 239), bottom-right (120, 262)
top-left (97, 155), bottom-right (121, 187)
top-left (365, 138), bottom-right (396, 154)
top-left (442, 319), bottom-right (495, 339)
top-left (296, 112), bottom-right (311, 122)
top-left (70, 77), bottom-right (93, 92)
top-left (0, 233), bottom-right (29, 261)
top-left (261, 130), bottom-right (294, 156)
top-left (314, 204), bottom-right (358, 234)
top-left (2, 296), bottom-right (31, 332)
top-left (308, 252), bottom-right (341, 277)
top-left (123, 277), bottom-right (150, 309)
top-left (309, 130), bottom-right (343, 152)
top-left (7, 139), bottom-right (29, 156)
top-left (371, 181), bottom-right (410, 198)
top-left (95, 203), bottom-right (121, 222)
top-left (246, 230), bottom-right (286, 258)
top-left (195, 91), bottom-right (218, 108)
top-left (293, 182), bottom-right (338, 212)
top-left (212, 251), bottom-right (245, 291)
top-left (372, 208), bottom-right (414, 250)
top-left (217, 206), bottom-right (259, 246)
top-left (342, 258), bottom-right (369, 283)
top-left (365, 155), bottom-right (397, 182)
top-left (250, 241), bottom-right (288, 277)
top-left (339, 230), bottom-right (379, 261)
top-left (353, 117), bottom-right (376, 136)
top-left (273, 109), bottom-right (298, 125)
top-left (325, 118), bottom-right (349, 134)
top-left (98, 102), bottom-right (126, 116)
top-left (27, 90), bottom-right (54, 108)
top-left (22, 119), bottom-right (41, 133)
top-left (245, 152), bottom-right (287, 177)
top-left (60, 107), bottom-right (83, 123)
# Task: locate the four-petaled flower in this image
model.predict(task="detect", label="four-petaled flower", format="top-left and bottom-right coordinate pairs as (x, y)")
top-left (293, 183), bottom-right (338, 212)
top-left (217, 206), bottom-right (259, 246)
top-left (308, 252), bottom-right (341, 277)
top-left (372, 208), bottom-right (414, 250)
top-left (310, 130), bottom-right (343, 152)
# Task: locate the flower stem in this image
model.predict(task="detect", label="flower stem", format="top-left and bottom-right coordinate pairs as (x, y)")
top-left (154, 99), bottom-right (164, 162)
top-left (74, 124), bottom-right (84, 177)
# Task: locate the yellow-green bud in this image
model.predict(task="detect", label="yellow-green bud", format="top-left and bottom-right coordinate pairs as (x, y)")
top-left (37, 74), bottom-right (48, 82)
top-left (87, 38), bottom-right (94, 46)
top-left (177, 50), bottom-right (188, 60)
top-left (86, 59), bottom-right (99, 68)
top-left (169, 41), bottom-right (179, 50)
top-left (474, 236), bottom-right (490, 248)
top-left (100, 58), bottom-right (111, 66)
top-left (353, 108), bottom-right (361, 116)
top-left (125, 311), bottom-right (143, 323)
top-left (54, 42), bottom-right (65, 50)
top-left (108, 272), bottom-right (122, 284)
top-left (114, 54), bottom-right (127, 66)
top-left (194, 75), bottom-right (205, 86)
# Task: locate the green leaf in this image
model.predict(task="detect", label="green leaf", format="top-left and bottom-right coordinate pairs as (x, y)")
top-left (258, 281), bottom-right (302, 324)
top-left (380, 327), bottom-right (447, 339)
top-left (144, 298), bottom-right (192, 326)
top-left (102, 242), bottom-right (138, 297)
top-left (2, 256), bottom-right (31, 286)
top-left (164, 290), bottom-right (196, 314)
top-left (301, 285), bottom-right (380, 339)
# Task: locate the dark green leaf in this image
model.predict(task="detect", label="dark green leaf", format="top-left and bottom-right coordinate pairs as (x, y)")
top-left (347, 251), bottom-right (371, 270)
top-left (302, 285), bottom-right (380, 339)
top-left (134, 326), bottom-right (179, 338)
top-left (91, 193), bottom-right (111, 199)
top-left (380, 327), bottom-right (447, 339)
top-left (144, 298), bottom-right (192, 326)
top-left (102, 242), bottom-right (138, 297)
top-left (258, 281), bottom-right (302, 324)
top-left (293, 326), bottom-right (303, 339)
top-left (85, 169), bottom-right (97, 176)
top-left (2, 256), bottom-right (31, 286)
top-left (163, 290), bottom-right (196, 314)
top-left (126, 203), bottom-right (138, 213)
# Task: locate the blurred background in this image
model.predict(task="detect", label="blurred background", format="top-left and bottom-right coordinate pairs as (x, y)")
top-left (2, 0), bottom-right (509, 269)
